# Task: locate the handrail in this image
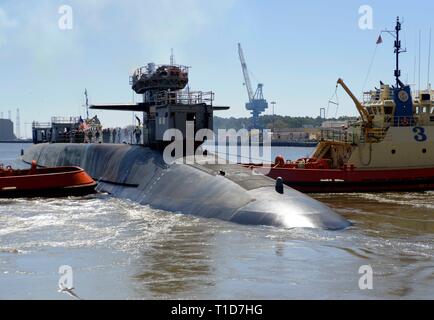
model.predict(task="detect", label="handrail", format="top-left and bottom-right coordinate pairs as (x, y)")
top-left (320, 115), bottom-right (427, 146)
top-left (51, 116), bottom-right (81, 124)
top-left (130, 64), bottom-right (189, 84)
top-left (320, 129), bottom-right (359, 144)
top-left (32, 122), bottom-right (51, 129)
top-left (155, 91), bottom-right (214, 106)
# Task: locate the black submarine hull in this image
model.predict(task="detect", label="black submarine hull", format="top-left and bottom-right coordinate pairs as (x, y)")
top-left (23, 143), bottom-right (350, 230)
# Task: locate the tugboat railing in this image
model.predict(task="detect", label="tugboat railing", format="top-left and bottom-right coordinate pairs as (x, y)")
top-left (320, 129), bottom-right (359, 144)
top-left (320, 115), bottom-right (429, 145)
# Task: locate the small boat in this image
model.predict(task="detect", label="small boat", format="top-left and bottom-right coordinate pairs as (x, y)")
top-left (246, 17), bottom-right (434, 193)
top-left (0, 161), bottom-right (96, 198)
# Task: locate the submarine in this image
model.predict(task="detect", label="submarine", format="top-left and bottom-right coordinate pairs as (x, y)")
top-left (24, 62), bottom-right (350, 230)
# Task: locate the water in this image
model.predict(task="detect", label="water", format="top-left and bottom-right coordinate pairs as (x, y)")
top-left (1, 143), bottom-right (434, 299)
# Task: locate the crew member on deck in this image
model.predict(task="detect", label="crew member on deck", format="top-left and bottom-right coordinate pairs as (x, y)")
top-left (133, 126), bottom-right (142, 145)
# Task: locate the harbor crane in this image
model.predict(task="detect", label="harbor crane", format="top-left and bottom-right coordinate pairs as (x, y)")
top-left (238, 43), bottom-right (268, 129)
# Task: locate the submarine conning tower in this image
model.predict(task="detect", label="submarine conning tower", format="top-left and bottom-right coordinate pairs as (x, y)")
top-left (92, 61), bottom-right (228, 153)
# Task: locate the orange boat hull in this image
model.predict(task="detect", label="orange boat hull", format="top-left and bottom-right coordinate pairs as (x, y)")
top-left (249, 166), bottom-right (434, 193)
top-left (0, 166), bottom-right (96, 198)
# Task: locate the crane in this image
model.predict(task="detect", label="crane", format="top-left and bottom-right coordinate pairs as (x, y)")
top-left (238, 43), bottom-right (268, 129)
top-left (336, 78), bottom-right (372, 126)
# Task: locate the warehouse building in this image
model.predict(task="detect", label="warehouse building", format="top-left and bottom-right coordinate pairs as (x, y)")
top-left (0, 118), bottom-right (16, 141)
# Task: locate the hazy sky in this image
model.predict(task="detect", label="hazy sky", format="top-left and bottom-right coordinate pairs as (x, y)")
top-left (0, 0), bottom-right (433, 137)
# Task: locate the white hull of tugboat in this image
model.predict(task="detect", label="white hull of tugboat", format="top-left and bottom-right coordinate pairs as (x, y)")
top-left (347, 126), bottom-right (434, 169)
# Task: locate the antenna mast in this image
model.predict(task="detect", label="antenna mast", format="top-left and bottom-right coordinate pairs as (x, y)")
top-left (84, 89), bottom-right (89, 119)
top-left (394, 17), bottom-right (402, 87)
top-left (419, 30), bottom-right (421, 94)
top-left (381, 17), bottom-right (406, 87)
top-left (170, 48), bottom-right (175, 65)
top-left (428, 27), bottom-right (432, 88)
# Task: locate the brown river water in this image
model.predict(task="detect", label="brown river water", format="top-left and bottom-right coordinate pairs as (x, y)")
top-left (1, 143), bottom-right (434, 299)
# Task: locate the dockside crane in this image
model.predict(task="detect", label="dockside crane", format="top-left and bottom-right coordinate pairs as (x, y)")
top-left (238, 43), bottom-right (268, 129)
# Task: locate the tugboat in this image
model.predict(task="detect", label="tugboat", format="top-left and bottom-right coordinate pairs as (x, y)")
top-left (249, 18), bottom-right (434, 193)
top-left (0, 161), bottom-right (96, 198)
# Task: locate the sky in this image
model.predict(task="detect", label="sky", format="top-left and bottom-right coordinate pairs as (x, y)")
top-left (0, 0), bottom-right (433, 138)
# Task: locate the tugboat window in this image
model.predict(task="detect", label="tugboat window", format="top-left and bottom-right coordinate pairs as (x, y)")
top-left (391, 149), bottom-right (396, 154)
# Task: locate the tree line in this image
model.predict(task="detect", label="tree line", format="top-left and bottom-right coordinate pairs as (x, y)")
top-left (213, 115), bottom-right (358, 130)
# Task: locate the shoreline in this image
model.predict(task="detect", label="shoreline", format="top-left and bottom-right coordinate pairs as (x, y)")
top-left (0, 140), bottom-right (33, 144)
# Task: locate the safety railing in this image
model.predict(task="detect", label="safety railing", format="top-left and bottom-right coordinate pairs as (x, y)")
top-left (362, 91), bottom-right (394, 104)
top-left (51, 116), bottom-right (81, 124)
top-left (319, 129), bottom-right (359, 144)
top-left (32, 121), bottom-right (51, 129)
top-left (130, 64), bottom-right (189, 85)
top-left (155, 91), bottom-right (214, 106)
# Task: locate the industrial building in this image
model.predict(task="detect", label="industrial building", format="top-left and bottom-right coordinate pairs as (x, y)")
top-left (0, 118), bottom-right (16, 141)
top-left (272, 127), bottom-right (319, 143)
